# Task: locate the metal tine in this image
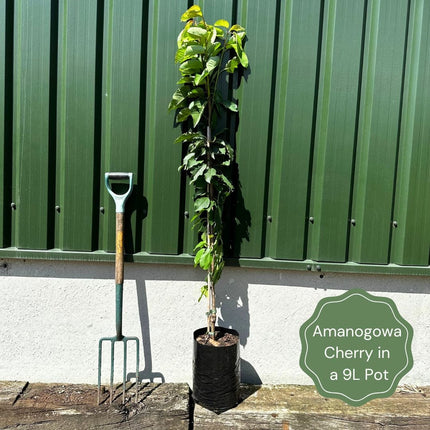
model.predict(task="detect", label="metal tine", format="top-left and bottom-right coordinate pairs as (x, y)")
top-left (110, 340), bottom-right (115, 404)
top-left (97, 339), bottom-right (103, 405)
top-left (123, 339), bottom-right (127, 404)
top-left (135, 338), bottom-right (140, 400)
top-left (123, 337), bottom-right (140, 403)
top-left (126, 336), bottom-right (140, 402)
top-left (97, 337), bottom-right (140, 405)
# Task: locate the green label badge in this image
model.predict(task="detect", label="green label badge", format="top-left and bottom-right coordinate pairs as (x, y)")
top-left (300, 289), bottom-right (413, 406)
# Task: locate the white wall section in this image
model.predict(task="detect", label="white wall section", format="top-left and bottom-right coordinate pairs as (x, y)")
top-left (0, 259), bottom-right (428, 386)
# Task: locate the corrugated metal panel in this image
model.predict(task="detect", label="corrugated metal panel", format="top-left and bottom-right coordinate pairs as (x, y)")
top-left (307, 0), bottom-right (365, 262)
top-left (0, 0), bottom-right (428, 273)
top-left (349, 0), bottom-right (409, 264)
top-left (391, 0), bottom-right (430, 266)
top-left (233, 0), bottom-right (279, 258)
top-left (142, 0), bottom-right (186, 255)
top-left (266, 0), bottom-right (321, 261)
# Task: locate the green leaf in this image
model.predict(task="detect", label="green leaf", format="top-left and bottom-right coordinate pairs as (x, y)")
top-left (176, 76), bottom-right (194, 84)
top-left (182, 152), bottom-right (195, 165)
top-left (206, 56), bottom-right (220, 73)
top-left (194, 70), bottom-right (209, 86)
top-left (239, 50), bottom-right (249, 68)
top-left (190, 213), bottom-right (202, 226)
top-left (198, 285), bottom-right (208, 302)
top-left (194, 197), bottom-right (210, 212)
top-left (190, 100), bottom-right (207, 127)
top-left (187, 27), bottom-right (207, 38)
top-left (174, 132), bottom-right (204, 144)
top-left (204, 168), bottom-right (216, 183)
top-left (187, 87), bottom-right (205, 98)
top-left (207, 41), bottom-right (222, 57)
top-left (220, 99), bottom-right (238, 112)
top-left (184, 44), bottom-right (205, 56)
top-left (177, 107), bottom-right (191, 122)
top-left (210, 26), bottom-right (217, 43)
top-left (230, 24), bottom-right (245, 32)
top-left (218, 174), bottom-right (234, 191)
top-left (194, 248), bottom-right (205, 266)
top-left (225, 142), bottom-right (234, 156)
top-left (190, 164), bottom-right (206, 184)
top-left (177, 21), bottom-right (193, 47)
top-left (181, 5), bottom-right (203, 22)
top-left (229, 33), bottom-right (249, 68)
top-left (175, 47), bottom-right (186, 63)
top-left (215, 19), bottom-right (230, 28)
top-left (225, 56), bottom-right (240, 73)
top-left (193, 239), bottom-right (206, 252)
top-left (186, 157), bottom-right (201, 169)
top-left (199, 248), bottom-right (212, 270)
top-left (168, 87), bottom-right (188, 111)
top-left (179, 58), bottom-right (204, 75)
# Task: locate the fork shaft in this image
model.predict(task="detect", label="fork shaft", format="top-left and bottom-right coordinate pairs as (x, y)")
top-left (116, 284), bottom-right (124, 340)
top-left (115, 212), bottom-right (124, 340)
top-left (115, 213), bottom-right (124, 285)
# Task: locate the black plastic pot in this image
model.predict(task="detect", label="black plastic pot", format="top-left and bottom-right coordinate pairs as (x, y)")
top-left (192, 326), bottom-right (240, 414)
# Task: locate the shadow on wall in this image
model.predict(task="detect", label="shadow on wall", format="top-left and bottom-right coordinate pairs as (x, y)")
top-left (216, 276), bottom-right (263, 384)
top-left (129, 267), bottom-right (261, 385)
top-left (133, 279), bottom-right (165, 383)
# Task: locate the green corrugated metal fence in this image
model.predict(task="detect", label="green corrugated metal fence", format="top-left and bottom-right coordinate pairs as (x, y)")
top-left (0, 0), bottom-right (429, 275)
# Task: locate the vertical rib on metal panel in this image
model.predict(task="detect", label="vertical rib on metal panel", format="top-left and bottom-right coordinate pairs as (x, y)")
top-left (99, 0), bottom-right (143, 253)
top-left (391, 0), bottom-right (430, 266)
top-left (12, 0), bottom-right (53, 249)
top-left (55, 0), bottom-right (98, 251)
top-left (349, 0), bottom-right (408, 264)
top-left (0, 0), bottom-right (5, 247)
top-left (233, 0), bottom-right (278, 258)
top-left (266, 0), bottom-right (321, 260)
top-left (143, 0), bottom-right (187, 255)
top-left (307, 0), bottom-right (365, 262)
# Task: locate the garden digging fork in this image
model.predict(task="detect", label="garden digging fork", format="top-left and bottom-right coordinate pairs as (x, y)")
top-left (98, 172), bottom-right (140, 405)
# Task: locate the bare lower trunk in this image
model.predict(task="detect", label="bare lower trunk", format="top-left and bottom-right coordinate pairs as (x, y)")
top-left (207, 271), bottom-right (216, 337)
top-left (206, 124), bottom-right (216, 338)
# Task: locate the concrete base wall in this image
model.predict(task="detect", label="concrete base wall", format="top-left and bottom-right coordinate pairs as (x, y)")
top-left (0, 259), bottom-right (428, 386)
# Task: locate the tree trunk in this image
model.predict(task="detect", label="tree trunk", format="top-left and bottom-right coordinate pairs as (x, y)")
top-left (206, 124), bottom-right (216, 338)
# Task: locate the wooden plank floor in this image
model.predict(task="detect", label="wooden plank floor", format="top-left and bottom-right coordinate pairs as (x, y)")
top-left (0, 382), bottom-right (429, 429)
top-left (0, 381), bottom-right (190, 429)
top-left (194, 385), bottom-right (430, 429)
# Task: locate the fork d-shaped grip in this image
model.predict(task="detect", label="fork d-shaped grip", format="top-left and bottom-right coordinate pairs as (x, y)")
top-left (105, 172), bottom-right (133, 213)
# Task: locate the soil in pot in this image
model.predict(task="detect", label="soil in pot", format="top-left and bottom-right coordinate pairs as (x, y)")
top-left (196, 329), bottom-right (239, 347)
top-left (193, 327), bottom-right (240, 414)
